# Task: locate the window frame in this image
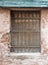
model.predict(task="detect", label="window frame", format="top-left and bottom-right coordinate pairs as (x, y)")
top-left (10, 9), bottom-right (41, 54)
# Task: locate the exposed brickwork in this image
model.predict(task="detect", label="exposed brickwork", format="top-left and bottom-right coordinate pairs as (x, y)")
top-left (0, 8), bottom-right (48, 65)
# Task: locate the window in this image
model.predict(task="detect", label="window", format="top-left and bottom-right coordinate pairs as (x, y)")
top-left (10, 11), bottom-right (41, 53)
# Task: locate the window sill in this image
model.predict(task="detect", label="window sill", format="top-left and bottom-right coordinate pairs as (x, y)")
top-left (9, 52), bottom-right (41, 59)
top-left (10, 52), bottom-right (40, 56)
top-left (9, 52), bottom-right (48, 60)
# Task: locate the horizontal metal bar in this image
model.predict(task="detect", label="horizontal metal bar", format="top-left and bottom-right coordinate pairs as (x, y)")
top-left (12, 18), bottom-right (40, 20)
top-left (11, 46), bottom-right (40, 48)
top-left (10, 30), bottom-right (40, 33)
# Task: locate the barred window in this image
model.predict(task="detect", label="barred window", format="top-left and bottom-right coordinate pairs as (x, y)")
top-left (10, 11), bottom-right (41, 53)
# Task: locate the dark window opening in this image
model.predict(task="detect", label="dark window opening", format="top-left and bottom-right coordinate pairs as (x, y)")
top-left (10, 10), bottom-right (41, 53)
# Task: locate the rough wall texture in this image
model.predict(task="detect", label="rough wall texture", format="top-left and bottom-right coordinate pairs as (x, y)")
top-left (0, 8), bottom-right (48, 65)
top-left (41, 9), bottom-right (48, 54)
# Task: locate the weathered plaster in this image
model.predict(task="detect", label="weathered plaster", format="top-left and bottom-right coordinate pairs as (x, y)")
top-left (41, 9), bottom-right (48, 54)
top-left (0, 8), bottom-right (48, 65)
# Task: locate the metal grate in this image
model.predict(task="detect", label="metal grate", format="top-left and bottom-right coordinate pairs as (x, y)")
top-left (10, 11), bottom-right (40, 53)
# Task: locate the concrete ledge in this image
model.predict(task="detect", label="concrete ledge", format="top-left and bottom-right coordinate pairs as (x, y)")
top-left (8, 53), bottom-right (47, 60)
top-left (9, 53), bottom-right (40, 56)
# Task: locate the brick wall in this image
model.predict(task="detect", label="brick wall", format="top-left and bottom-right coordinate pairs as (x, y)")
top-left (0, 8), bottom-right (48, 65)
